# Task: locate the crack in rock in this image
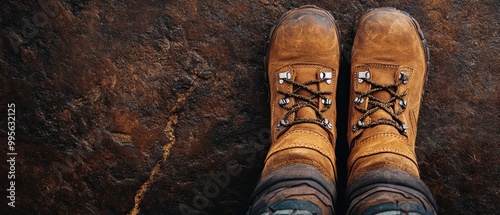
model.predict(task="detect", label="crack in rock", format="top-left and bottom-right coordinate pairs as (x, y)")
top-left (128, 83), bottom-right (197, 215)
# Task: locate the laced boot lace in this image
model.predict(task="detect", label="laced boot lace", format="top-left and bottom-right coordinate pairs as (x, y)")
top-left (277, 73), bottom-right (333, 130)
top-left (352, 72), bottom-right (409, 135)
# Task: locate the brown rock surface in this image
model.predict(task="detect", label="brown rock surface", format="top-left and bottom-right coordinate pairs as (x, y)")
top-left (0, 0), bottom-right (498, 214)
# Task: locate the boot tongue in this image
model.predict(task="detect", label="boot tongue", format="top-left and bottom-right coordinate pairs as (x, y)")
top-left (293, 67), bottom-right (319, 119)
top-left (364, 68), bottom-right (399, 133)
top-left (289, 67), bottom-right (329, 138)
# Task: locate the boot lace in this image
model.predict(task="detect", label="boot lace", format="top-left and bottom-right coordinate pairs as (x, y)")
top-left (277, 74), bottom-right (333, 130)
top-left (352, 73), bottom-right (409, 134)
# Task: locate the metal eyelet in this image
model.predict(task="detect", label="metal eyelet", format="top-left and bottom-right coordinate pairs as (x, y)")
top-left (278, 71), bottom-right (291, 84)
top-left (399, 99), bottom-right (407, 109)
top-left (352, 125), bottom-right (359, 132)
top-left (399, 71), bottom-right (409, 84)
top-left (279, 98), bottom-right (290, 105)
top-left (353, 120), bottom-right (364, 132)
top-left (323, 119), bottom-right (333, 129)
top-left (354, 97), bottom-right (364, 104)
top-left (277, 119), bottom-right (288, 130)
top-left (320, 71), bottom-right (333, 85)
top-left (402, 124), bottom-right (408, 133)
top-left (322, 98), bottom-right (332, 106)
top-left (357, 120), bottom-right (364, 126)
top-left (358, 71), bottom-right (371, 83)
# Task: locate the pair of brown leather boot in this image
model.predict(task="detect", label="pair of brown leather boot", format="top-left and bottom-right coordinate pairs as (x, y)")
top-left (248, 5), bottom-right (437, 215)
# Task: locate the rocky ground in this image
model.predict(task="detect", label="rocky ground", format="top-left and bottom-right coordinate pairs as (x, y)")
top-left (0, 0), bottom-right (498, 214)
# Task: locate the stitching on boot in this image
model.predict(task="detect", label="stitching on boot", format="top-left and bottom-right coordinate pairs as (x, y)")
top-left (292, 64), bottom-right (329, 69)
top-left (355, 63), bottom-right (404, 69)
top-left (274, 64), bottom-right (332, 71)
top-left (350, 163), bottom-right (419, 182)
top-left (410, 107), bottom-right (418, 137)
top-left (353, 133), bottom-right (412, 150)
top-left (355, 147), bottom-right (417, 162)
top-left (267, 129), bottom-right (334, 162)
top-left (271, 143), bottom-right (334, 159)
top-left (348, 147), bottom-right (419, 172)
top-left (277, 128), bottom-right (331, 144)
top-left (350, 163), bottom-right (419, 181)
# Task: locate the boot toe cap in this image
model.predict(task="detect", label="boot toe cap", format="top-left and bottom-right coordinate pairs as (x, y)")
top-left (352, 8), bottom-right (426, 68)
top-left (268, 7), bottom-right (340, 69)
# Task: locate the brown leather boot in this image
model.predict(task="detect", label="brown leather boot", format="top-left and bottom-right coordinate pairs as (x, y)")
top-left (248, 5), bottom-right (340, 215)
top-left (346, 8), bottom-right (437, 215)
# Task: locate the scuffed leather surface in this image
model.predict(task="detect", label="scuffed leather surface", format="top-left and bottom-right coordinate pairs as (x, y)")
top-left (348, 9), bottom-right (425, 183)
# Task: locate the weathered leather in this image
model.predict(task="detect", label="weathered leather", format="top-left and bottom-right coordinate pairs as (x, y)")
top-left (263, 5), bottom-right (340, 185)
top-left (348, 8), bottom-right (429, 184)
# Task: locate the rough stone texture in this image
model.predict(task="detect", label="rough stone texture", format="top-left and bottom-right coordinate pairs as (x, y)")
top-left (0, 0), bottom-right (498, 214)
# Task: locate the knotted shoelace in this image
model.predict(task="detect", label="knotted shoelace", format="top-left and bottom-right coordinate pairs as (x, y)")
top-left (277, 78), bottom-right (332, 130)
top-left (353, 78), bottom-right (408, 134)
